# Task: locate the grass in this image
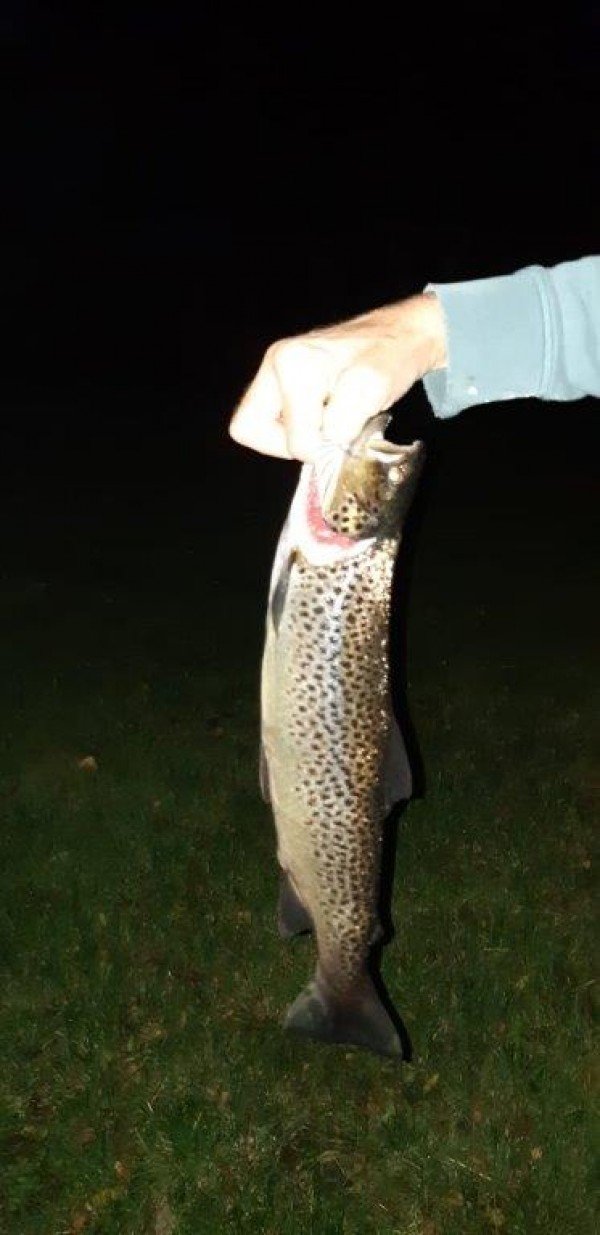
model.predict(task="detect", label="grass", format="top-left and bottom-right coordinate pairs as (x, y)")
top-left (0, 410), bottom-right (598, 1233)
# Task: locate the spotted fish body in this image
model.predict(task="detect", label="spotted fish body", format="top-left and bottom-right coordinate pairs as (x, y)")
top-left (261, 418), bottom-right (424, 1058)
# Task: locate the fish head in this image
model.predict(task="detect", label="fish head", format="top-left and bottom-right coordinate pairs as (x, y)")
top-left (309, 415), bottom-right (425, 550)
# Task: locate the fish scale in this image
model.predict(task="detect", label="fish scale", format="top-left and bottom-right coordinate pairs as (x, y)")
top-left (264, 543), bottom-right (393, 982)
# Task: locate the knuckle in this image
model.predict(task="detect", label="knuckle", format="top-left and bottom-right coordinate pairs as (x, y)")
top-left (265, 336), bottom-right (293, 362)
top-left (271, 336), bottom-right (310, 372)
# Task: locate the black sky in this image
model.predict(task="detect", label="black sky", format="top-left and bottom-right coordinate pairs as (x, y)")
top-left (1, 5), bottom-right (598, 455)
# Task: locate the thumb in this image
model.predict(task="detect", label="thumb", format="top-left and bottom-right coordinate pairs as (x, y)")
top-left (322, 364), bottom-right (390, 447)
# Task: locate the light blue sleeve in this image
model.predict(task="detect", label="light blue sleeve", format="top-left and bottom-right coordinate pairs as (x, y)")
top-left (422, 257), bottom-right (600, 418)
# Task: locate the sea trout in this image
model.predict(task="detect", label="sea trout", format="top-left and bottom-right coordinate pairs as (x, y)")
top-left (260, 415), bottom-right (424, 1058)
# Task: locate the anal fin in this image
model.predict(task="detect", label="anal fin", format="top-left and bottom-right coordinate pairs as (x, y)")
top-left (277, 870), bottom-right (313, 939)
top-left (383, 715), bottom-right (412, 811)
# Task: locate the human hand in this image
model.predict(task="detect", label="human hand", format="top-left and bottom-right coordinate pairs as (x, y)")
top-left (229, 292), bottom-right (447, 461)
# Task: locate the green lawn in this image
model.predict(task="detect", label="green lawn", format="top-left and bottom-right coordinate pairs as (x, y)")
top-left (0, 414), bottom-right (597, 1233)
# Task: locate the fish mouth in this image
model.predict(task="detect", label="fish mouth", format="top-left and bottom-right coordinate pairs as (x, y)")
top-left (305, 472), bottom-right (358, 549)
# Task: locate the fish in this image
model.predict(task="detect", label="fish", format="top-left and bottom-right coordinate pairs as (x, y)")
top-left (260, 414), bottom-right (424, 1059)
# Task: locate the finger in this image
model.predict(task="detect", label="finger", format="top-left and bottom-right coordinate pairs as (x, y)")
top-left (322, 363), bottom-right (389, 447)
top-left (275, 343), bottom-right (329, 461)
top-left (229, 360), bottom-right (291, 458)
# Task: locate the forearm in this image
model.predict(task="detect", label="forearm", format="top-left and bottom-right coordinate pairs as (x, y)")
top-left (422, 257), bottom-right (600, 418)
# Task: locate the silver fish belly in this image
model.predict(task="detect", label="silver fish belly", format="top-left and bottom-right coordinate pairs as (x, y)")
top-left (260, 439), bottom-right (422, 1058)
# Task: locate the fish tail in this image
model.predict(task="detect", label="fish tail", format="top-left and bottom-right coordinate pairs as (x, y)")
top-left (283, 965), bottom-right (402, 1060)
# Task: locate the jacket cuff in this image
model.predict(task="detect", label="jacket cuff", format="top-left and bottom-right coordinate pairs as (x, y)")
top-left (422, 265), bottom-right (554, 418)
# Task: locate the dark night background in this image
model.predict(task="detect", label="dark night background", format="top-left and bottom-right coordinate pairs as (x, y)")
top-left (2, 13), bottom-right (598, 1224)
top-left (1, 4), bottom-right (598, 560)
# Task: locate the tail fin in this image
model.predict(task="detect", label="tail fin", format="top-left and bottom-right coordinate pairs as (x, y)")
top-left (283, 969), bottom-right (402, 1060)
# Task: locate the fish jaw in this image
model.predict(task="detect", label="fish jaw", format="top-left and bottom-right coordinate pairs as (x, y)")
top-left (289, 465), bottom-right (375, 567)
top-left (305, 471), bottom-right (357, 549)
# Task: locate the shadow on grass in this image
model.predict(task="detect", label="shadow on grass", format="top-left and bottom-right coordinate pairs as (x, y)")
top-left (369, 801), bottom-right (413, 1061)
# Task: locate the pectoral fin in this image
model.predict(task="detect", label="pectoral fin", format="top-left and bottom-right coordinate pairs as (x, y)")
top-left (266, 513), bottom-right (297, 636)
top-left (270, 548), bottom-right (297, 634)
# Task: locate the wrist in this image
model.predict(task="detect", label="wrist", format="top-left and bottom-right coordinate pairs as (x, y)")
top-left (416, 291), bottom-right (448, 375)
